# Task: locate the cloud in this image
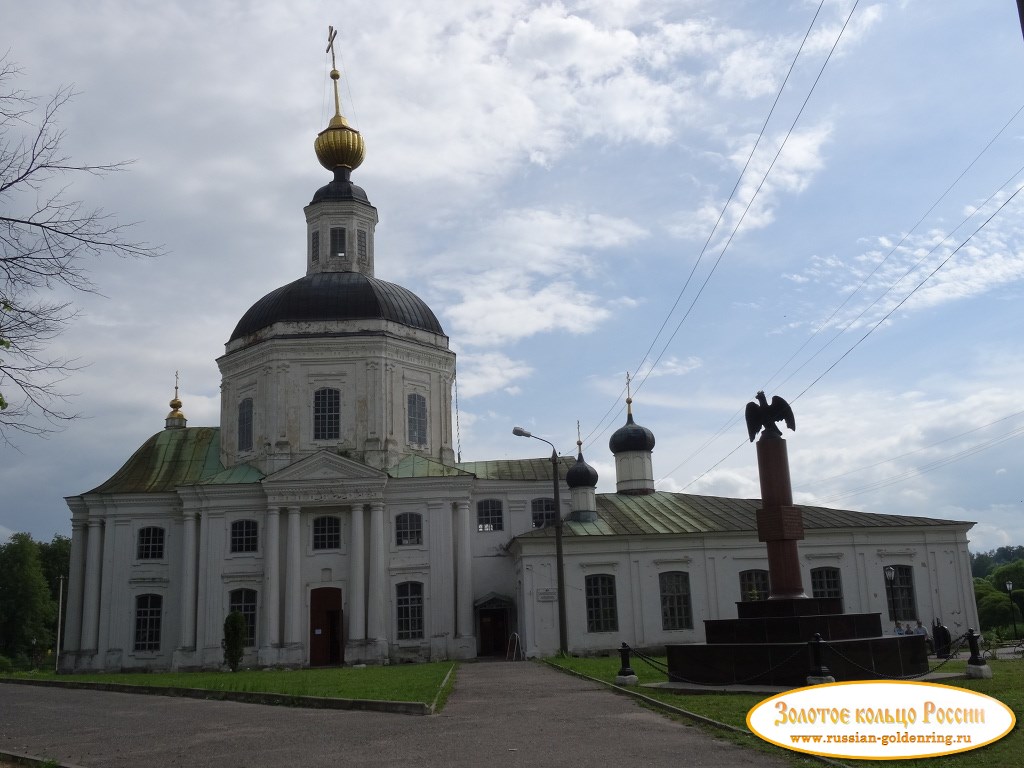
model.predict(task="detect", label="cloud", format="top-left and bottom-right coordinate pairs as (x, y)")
top-left (457, 352), bottom-right (534, 398)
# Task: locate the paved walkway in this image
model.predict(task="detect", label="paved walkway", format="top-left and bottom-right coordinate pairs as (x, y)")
top-left (0, 662), bottom-right (790, 767)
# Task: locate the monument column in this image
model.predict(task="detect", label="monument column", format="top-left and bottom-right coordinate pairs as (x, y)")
top-left (348, 504), bottom-right (366, 643)
top-left (755, 435), bottom-right (806, 598)
top-left (366, 501), bottom-right (386, 651)
top-left (80, 518), bottom-right (103, 651)
top-left (284, 506), bottom-right (302, 645)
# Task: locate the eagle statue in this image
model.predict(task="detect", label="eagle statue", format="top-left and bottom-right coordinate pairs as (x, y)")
top-left (745, 391), bottom-right (796, 442)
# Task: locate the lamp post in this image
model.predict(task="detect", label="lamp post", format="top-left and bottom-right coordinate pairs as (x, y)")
top-left (513, 426), bottom-right (568, 655)
top-left (884, 565), bottom-right (896, 625)
top-left (1006, 580), bottom-right (1017, 640)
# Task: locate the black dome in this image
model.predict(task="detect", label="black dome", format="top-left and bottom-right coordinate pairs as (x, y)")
top-left (565, 451), bottom-right (599, 488)
top-left (229, 271), bottom-right (445, 342)
top-left (309, 167), bottom-right (372, 205)
top-left (608, 412), bottom-right (656, 454)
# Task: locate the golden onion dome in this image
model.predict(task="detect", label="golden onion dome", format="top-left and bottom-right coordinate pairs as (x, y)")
top-left (315, 69), bottom-right (365, 171)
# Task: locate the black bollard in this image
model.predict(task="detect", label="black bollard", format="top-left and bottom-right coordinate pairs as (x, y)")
top-left (617, 642), bottom-right (635, 678)
top-left (966, 628), bottom-right (986, 666)
top-left (808, 633), bottom-right (833, 681)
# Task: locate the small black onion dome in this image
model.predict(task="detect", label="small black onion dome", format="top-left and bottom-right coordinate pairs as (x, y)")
top-left (310, 167), bottom-right (370, 204)
top-left (609, 410), bottom-right (656, 454)
top-left (230, 272), bottom-right (444, 341)
top-left (566, 450), bottom-right (598, 488)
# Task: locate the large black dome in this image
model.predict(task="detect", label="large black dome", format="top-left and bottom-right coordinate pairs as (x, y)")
top-left (229, 271), bottom-right (445, 342)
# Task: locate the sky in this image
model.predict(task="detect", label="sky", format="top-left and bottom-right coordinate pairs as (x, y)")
top-left (2, 0), bottom-right (1023, 554)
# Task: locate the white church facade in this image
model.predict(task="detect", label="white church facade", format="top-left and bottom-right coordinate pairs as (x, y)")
top-left (59, 58), bottom-right (979, 673)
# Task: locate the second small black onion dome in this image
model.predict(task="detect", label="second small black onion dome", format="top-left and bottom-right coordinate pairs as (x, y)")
top-left (566, 448), bottom-right (599, 488)
top-left (609, 400), bottom-right (656, 454)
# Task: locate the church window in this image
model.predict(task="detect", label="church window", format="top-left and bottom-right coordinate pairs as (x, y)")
top-left (396, 581), bottom-right (424, 640)
top-left (311, 230), bottom-right (320, 263)
top-left (238, 397), bottom-right (253, 452)
top-left (884, 565), bottom-right (917, 622)
top-left (229, 588), bottom-right (258, 647)
top-left (312, 515), bottom-right (341, 550)
top-left (357, 229), bottom-right (367, 261)
top-left (476, 499), bottom-right (503, 532)
top-left (133, 593), bottom-right (162, 652)
top-left (313, 387), bottom-right (341, 440)
top-left (811, 567), bottom-right (843, 604)
top-left (585, 574), bottom-right (618, 633)
top-left (531, 498), bottom-right (556, 528)
top-left (659, 571), bottom-right (693, 630)
top-left (137, 527), bottom-right (165, 560)
top-left (739, 569), bottom-right (770, 601)
top-left (407, 393), bottom-right (427, 445)
top-left (395, 513), bottom-right (423, 546)
top-left (330, 226), bottom-right (346, 258)
top-left (230, 520), bottom-right (258, 553)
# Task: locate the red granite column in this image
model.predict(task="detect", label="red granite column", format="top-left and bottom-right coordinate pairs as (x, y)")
top-left (755, 436), bottom-right (806, 599)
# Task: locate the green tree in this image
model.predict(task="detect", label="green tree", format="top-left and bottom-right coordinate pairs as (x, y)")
top-left (223, 611), bottom-right (246, 672)
top-left (0, 532), bottom-right (56, 659)
top-left (37, 534), bottom-right (70, 647)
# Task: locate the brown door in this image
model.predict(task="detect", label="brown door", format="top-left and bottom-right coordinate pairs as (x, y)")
top-left (310, 587), bottom-right (344, 666)
top-left (478, 607), bottom-right (509, 656)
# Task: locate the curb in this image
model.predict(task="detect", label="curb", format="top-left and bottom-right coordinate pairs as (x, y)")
top-left (0, 677), bottom-right (429, 716)
top-left (0, 749), bottom-right (86, 768)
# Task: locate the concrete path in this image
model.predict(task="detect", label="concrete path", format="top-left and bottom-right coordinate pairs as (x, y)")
top-left (0, 662), bottom-right (790, 767)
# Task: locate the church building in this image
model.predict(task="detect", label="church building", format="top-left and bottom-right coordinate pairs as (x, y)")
top-left (59, 56), bottom-right (979, 672)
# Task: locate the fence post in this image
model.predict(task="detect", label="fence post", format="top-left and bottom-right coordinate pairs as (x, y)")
top-left (965, 628), bottom-right (992, 679)
top-left (806, 633), bottom-right (835, 685)
top-left (614, 642), bottom-right (639, 685)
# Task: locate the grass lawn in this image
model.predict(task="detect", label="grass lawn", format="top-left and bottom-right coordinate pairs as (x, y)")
top-left (5, 662), bottom-right (456, 706)
top-left (547, 655), bottom-right (1022, 768)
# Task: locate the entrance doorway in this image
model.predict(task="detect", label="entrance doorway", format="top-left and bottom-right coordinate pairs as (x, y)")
top-left (309, 587), bottom-right (343, 666)
top-left (476, 594), bottom-right (514, 657)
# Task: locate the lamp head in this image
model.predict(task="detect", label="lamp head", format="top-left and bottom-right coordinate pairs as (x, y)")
top-left (512, 426), bottom-right (532, 438)
top-left (1007, 580), bottom-right (1014, 592)
top-left (884, 565), bottom-right (895, 582)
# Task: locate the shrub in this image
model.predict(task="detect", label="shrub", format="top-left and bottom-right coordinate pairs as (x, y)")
top-left (0, 655), bottom-right (11, 673)
top-left (223, 611), bottom-right (246, 672)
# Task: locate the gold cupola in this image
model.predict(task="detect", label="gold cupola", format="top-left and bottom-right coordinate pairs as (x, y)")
top-left (314, 27), bottom-right (365, 172)
top-left (165, 372), bottom-right (187, 430)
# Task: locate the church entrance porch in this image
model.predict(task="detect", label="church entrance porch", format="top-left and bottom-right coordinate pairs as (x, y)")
top-left (475, 594), bottom-right (514, 657)
top-left (309, 587), bottom-right (344, 666)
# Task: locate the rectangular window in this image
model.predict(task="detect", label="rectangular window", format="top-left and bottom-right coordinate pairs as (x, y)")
top-left (137, 527), bottom-right (165, 560)
top-left (884, 565), bottom-right (917, 622)
top-left (313, 516), bottom-right (341, 550)
top-left (395, 513), bottom-right (423, 546)
top-left (739, 569), bottom-right (770, 601)
top-left (396, 582), bottom-right (424, 640)
top-left (659, 571), bottom-right (693, 630)
top-left (330, 227), bottom-right (346, 258)
top-left (476, 499), bottom-right (503, 532)
top-left (531, 498), bottom-right (556, 528)
top-left (237, 397), bottom-right (253, 453)
top-left (357, 230), bottom-right (367, 261)
top-left (311, 230), bottom-right (320, 263)
top-left (407, 393), bottom-right (427, 445)
top-left (811, 567), bottom-right (843, 603)
top-left (229, 588), bottom-right (258, 647)
top-left (134, 594), bottom-right (162, 652)
top-left (230, 520), bottom-right (258, 553)
top-left (585, 574), bottom-right (618, 633)
top-left (314, 387), bottom-right (341, 441)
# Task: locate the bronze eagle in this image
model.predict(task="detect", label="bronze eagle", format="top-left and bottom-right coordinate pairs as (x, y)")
top-left (745, 391), bottom-right (795, 442)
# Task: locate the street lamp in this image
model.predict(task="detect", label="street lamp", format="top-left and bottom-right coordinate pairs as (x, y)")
top-left (884, 566), bottom-right (896, 625)
top-left (513, 426), bottom-right (568, 655)
top-left (1006, 580), bottom-right (1017, 640)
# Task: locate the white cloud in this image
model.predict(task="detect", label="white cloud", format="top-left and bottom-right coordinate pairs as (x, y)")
top-left (457, 352), bottom-right (534, 398)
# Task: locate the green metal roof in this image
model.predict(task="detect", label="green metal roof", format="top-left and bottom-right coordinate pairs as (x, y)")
top-left (199, 463), bottom-right (265, 485)
top-left (87, 427), bottom-right (225, 494)
top-left (517, 491), bottom-right (972, 539)
top-left (454, 457), bottom-right (576, 481)
top-left (389, 455), bottom-right (475, 478)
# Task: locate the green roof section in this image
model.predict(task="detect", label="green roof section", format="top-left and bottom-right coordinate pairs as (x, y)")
top-left (200, 463), bottom-right (265, 485)
top-left (517, 491), bottom-right (972, 539)
top-left (389, 455), bottom-right (475, 478)
top-left (455, 457), bottom-right (576, 481)
top-left (87, 427), bottom-right (224, 494)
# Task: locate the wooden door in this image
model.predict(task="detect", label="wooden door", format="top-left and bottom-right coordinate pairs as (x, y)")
top-left (310, 587), bottom-right (343, 666)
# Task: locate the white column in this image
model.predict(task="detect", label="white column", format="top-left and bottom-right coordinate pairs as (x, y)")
top-left (348, 504), bottom-right (366, 642)
top-left (367, 501), bottom-right (386, 645)
top-left (63, 519), bottom-right (87, 654)
top-left (264, 507), bottom-right (281, 647)
top-left (195, 511), bottom-right (211, 655)
top-left (180, 512), bottom-right (197, 648)
top-left (456, 500), bottom-right (474, 638)
top-left (284, 506), bottom-right (302, 644)
top-left (80, 519), bottom-right (103, 651)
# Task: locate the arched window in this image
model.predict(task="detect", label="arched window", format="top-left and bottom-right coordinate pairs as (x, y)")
top-left (585, 574), bottom-right (618, 633)
top-left (230, 520), bottom-right (258, 553)
top-left (137, 526), bottom-right (165, 560)
top-left (134, 593), bottom-right (162, 652)
top-left (313, 387), bottom-right (341, 440)
top-left (407, 393), bottom-right (427, 445)
top-left (229, 588), bottom-right (257, 647)
top-left (659, 571), bottom-right (693, 630)
top-left (396, 581), bottom-right (424, 640)
top-left (811, 566), bottom-right (843, 605)
top-left (312, 515), bottom-right (341, 550)
top-left (883, 565), bottom-right (917, 622)
top-left (238, 397), bottom-right (253, 452)
top-left (739, 569), bottom-right (770, 602)
top-left (531, 498), bottom-right (556, 528)
top-left (395, 513), bottom-right (423, 546)
top-left (476, 499), bottom-right (503, 532)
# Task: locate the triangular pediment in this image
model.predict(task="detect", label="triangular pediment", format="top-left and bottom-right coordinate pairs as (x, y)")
top-left (264, 451), bottom-right (387, 485)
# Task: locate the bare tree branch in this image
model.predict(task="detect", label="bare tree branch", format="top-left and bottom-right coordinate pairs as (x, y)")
top-left (0, 55), bottom-right (162, 442)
